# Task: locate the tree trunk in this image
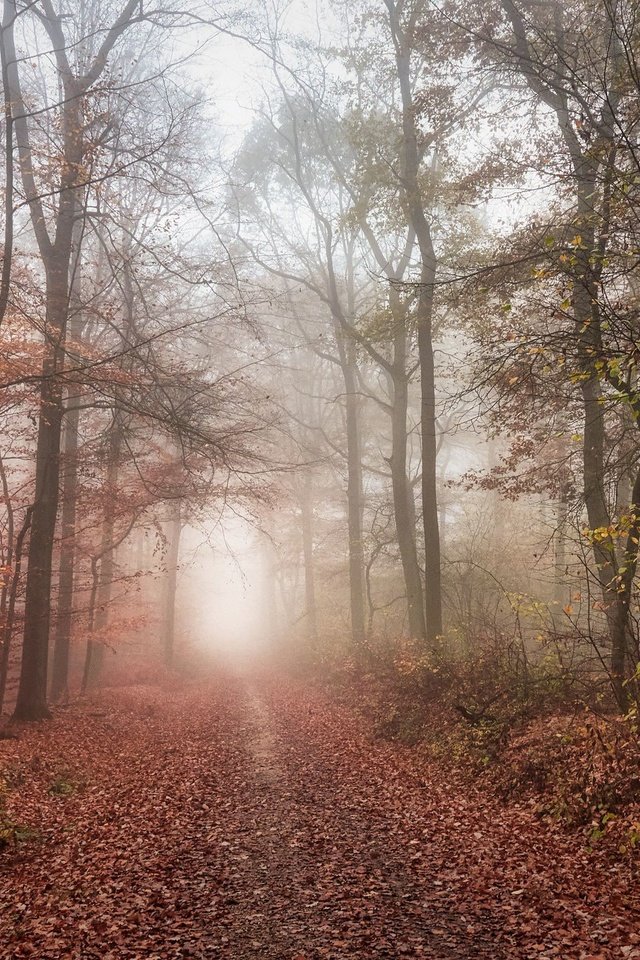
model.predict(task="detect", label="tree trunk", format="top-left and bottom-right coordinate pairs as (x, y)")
top-left (553, 486), bottom-right (569, 615)
top-left (607, 465), bottom-right (640, 708)
top-left (262, 539), bottom-right (279, 646)
top-left (300, 473), bottom-right (318, 647)
top-left (161, 500), bottom-right (182, 666)
top-left (50, 225), bottom-right (84, 702)
top-left (83, 422), bottom-right (122, 689)
top-left (418, 316), bottom-right (443, 641)
top-left (387, 6), bottom-right (443, 642)
top-left (572, 165), bottom-right (627, 703)
top-left (0, 0), bottom-right (15, 330)
top-left (5, 12), bottom-right (80, 719)
top-left (0, 508), bottom-right (32, 714)
top-left (50, 400), bottom-right (80, 702)
top-left (81, 559), bottom-right (100, 695)
top-left (389, 311), bottom-right (426, 640)
top-left (13, 259), bottom-right (70, 720)
top-left (334, 326), bottom-right (367, 648)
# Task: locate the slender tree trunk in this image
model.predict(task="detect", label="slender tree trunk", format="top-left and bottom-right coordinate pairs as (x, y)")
top-left (81, 559), bottom-right (99, 695)
top-left (0, 508), bottom-right (32, 714)
top-left (571, 167), bottom-right (628, 703)
top-left (136, 527), bottom-right (145, 574)
top-left (83, 422), bottom-right (121, 689)
top-left (5, 0), bottom-right (141, 721)
top-left (0, 452), bottom-right (15, 628)
top-left (14, 259), bottom-right (71, 720)
top-left (161, 499), bottom-right (182, 666)
top-left (418, 316), bottom-right (443, 641)
top-left (6, 22), bottom-right (81, 718)
top-left (553, 486), bottom-right (569, 613)
top-left (335, 328), bottom-right (366, 648)
top-left (608, 466), bottom-right (640, 705)
top-left (50, 400), bottom-right (80, 702)
top-left (262, 537), bottom-right (279, 646)
top-left (387, 7), bottom-right (443, 642)
top-left (300, 473), bottom-right (318, 646)
top-left (389, 314), bottom-right (426, 639)
top-left (50, 226), bottom-right (84, 702)
top-left (0, 0), bottom-right (15, 330)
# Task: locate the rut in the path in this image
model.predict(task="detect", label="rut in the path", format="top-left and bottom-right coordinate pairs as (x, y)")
top-left (206, 682), bottom-right (502, 960)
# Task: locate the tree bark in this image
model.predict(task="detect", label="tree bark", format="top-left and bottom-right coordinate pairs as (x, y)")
top-left (81, 558), bottom-right (100, 695)
top-left (0, 0), bottom-right (15, 330)
top-left (0, 508), bottom-right (32, 714)
top-left (14, 258), bottom-right (71, 720)
top-left (553, 486), bottom-right (569, 615)
top-left (50, 225), bottom-right (84, 702)
top-left (332, 323), bottom-right (367, 648)
top-left (84, 423), bottom-right (122, 689)
top-left (386, 0), bottom-right (443, 642)
top-left (50, 399), bottom-right (80, 702)
top-left (161, 499), bottom-right (182, 666)
top-left (5, 2), bottom-right (80, 718)
top-left (300, 473), bottom-right (318, 647)
top-left (388, 295), bottom-right (426, 640)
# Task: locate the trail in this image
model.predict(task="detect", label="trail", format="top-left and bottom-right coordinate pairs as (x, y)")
top-left (1, 674), bottom-right (638, 959)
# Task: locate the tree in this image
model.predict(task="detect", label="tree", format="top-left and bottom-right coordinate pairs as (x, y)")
top-left (466, 0), bottom-right (640, 706)
top-left (4, 0), bottom-right (154, 719)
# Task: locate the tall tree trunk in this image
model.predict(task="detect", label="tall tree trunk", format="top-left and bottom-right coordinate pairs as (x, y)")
top-left (334, 326), bottom-right (366, 648)
top-left (261, 535), bottom-right (279, 646)
top-left (83, 422), bottom-right (121, 689)
top-left (387, 3), bottom-right (443, 642)
top-left (0, 451), bottom-right (15, 634)
top-left (161, 499), bottom-right (182, 666)
top-left (608, 466), bottom-right (640, 705)
top-left (81, 558), bottom-right (100, 695)
top-left (4, 8), bottom-right (80, 718)
top-left (553, 486), bottom-right (569, 616)
top-left (0, 0), bottom-right (15, 330)
top-left (389, 309), bottom-right (426, 639)
top-left (572, 165), bottom-right (627, 704)
top-left (50, 225), bottom-right (84, 702)
top-left (300, 473), bottom-right (318, 647)
top-left (50, 400), bottom-right (80, 702)
top-left (0, 508), bottom-right (32, 714)
top-left (14, 258), bottom-right (71, 720)
top-left (418, 316), bottom-right (443, 641)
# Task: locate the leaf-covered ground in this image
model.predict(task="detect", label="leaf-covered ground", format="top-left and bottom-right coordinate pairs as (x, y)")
top-left (1, 674), bottom-right (639, 959)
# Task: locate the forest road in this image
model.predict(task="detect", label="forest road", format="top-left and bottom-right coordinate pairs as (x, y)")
top-left (1, 673), bottom-right (638, 960)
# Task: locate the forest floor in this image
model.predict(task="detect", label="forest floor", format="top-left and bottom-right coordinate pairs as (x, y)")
top-left (1, 671), bottom-right (639, 960)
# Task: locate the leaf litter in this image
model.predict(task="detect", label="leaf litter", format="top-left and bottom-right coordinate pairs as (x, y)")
top-left (0, 675), bottom-right (638, 959)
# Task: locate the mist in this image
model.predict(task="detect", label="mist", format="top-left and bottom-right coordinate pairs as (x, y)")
top-left (179, 519), bottom-right (269, 661)
top-left (1, 1), bottom-right (640, 957)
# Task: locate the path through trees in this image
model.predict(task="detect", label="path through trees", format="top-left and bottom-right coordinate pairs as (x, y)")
top-left (1, 673), bottom-right (638, 959)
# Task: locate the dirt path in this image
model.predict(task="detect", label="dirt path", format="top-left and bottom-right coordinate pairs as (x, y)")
top-left (1, 675), bottom-right (638, 959)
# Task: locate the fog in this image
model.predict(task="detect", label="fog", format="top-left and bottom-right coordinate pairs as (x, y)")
top-left (179, 520), bottom-right (269, 661)
top-left (0, 0), bottom-right (638, 720)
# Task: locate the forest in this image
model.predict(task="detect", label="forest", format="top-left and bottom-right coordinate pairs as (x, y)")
top-left (1, 1), bottom-right (640, 957)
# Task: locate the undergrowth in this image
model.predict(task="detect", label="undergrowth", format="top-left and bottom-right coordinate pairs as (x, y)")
top-left (327, 633), bottom-right (640, 859)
